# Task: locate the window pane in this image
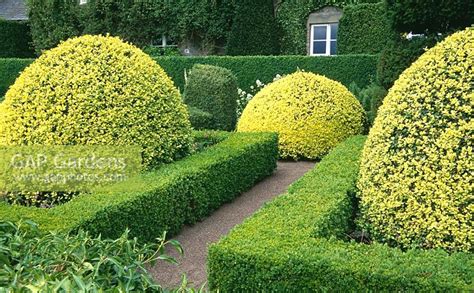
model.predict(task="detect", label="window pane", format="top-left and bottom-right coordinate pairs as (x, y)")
top-left (313, 41), bottom-right (326, 55)
top-left (313, 26), bottom-right (327, 40)
top-left (330, 40), bottom-right (337, 55)
top-left (330, 23), bottom-right (338, 39)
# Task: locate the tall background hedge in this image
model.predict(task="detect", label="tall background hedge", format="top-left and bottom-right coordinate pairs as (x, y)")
top-left (226, 0), bottom-right (280, 55)
top-left (0, 19), bottom-right (34, 58)
top-left (0, 55), bottom-right (377, 98)
top-left (158, 55), bottom-right (378, 90)
top-left (338, 2), bottom-right (394, 54)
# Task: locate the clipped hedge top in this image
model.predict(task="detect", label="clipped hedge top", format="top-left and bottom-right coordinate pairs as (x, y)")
top-left (238, 71), bottom-right (365, 159)
top-left (358, 27), bottom-right (474, 252)
top-left (209, 136), bottom-right (473, 291)
top-left (0, 35), bottom-right (192, 167)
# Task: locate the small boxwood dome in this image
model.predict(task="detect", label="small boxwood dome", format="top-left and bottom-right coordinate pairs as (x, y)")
top-left (237, 71), bottom-right (365, 159)
top-left (0, 35), bottom-right (192, 168)
top-left (358, 28), bottom-right (473, 251)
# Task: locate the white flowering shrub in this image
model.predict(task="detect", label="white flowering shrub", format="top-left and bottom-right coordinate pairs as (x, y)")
top-left (237, 74), bottom-right (282, 118)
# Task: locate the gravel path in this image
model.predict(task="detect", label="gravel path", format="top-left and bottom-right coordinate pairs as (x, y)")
top-left (149, 161), bottom-right (315, 289)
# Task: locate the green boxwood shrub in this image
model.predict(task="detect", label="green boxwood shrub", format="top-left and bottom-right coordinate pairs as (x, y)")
top-left (184, 64), bottom-right (238, 131)
top-left (338, 3), bottom-right (394, 54)
top-left (226, 0), bottom-right (280, 55)
top-left (208, 136), bottom-right (473, 291)
top-left (0, 55), bottom-right (377, 98)
top-left (188, 106), bottom-right (215, 130)
top-left (0, 19), bottom-right (35, 58)
top-left (0, 132), bottom-right (278, 243)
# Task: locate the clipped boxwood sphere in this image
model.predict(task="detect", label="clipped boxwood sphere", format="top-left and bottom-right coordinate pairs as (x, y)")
top-left (237, 71), bottom-right (365, 159)
top-left (358, 28), bottom-right (473, 251)
top-left (0, 35), bottom-right (192, 167)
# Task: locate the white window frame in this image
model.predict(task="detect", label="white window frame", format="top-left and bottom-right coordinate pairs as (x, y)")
top-left (310, 23), bottom-right (337, 56)
top-left (79, 0), bottom-right (87, 5)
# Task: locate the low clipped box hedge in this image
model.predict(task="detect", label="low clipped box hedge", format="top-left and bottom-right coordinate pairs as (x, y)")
top-left (0, 55), bottom-right (377, 97)
top-left (208, 136), bottom-right (473, 291)
top-left (0, 131), bottom-right (278, 242)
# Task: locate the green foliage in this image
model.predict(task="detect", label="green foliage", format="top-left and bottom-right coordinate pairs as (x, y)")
top-left (386, 0), bottom-right (474, 34)
top-left (338, 3), bottom-right (394, 54)
top-left (26, 0), bottom-right (235, 54)
top-left (0, 132), bottom-right (278, 243)
top-left (0, 55), bottom-right (377, 98)
top-left (276, 0), bottom-right (381, 55)
top-left (79, 0), bottom-right (173, 48)
top-left (0, 220), bottom-right (182, 291)
top-left (0, 58), bottom-right (33, 97)
top-left (158, 55), bottom-right (378, 91)
top-left (376, 36), bottom-right (437, 89)
top-left (175, 0), bottom-right (235, 54)
top-left (0, 35), bottom-right (192, 169)
top-left (27, 0), bottom-right (81, 55)
top-left (188, 106), bottom-right (216, 130)
top-left (0, 20), bottom-right (35, 58)
top-left (192, 130), bottom-right (229, 151)
top-left (378, 0), bottom-right (471, 90)
top-left (208, 136), bottom-right (474, 291)
top-left (226, 0), bottom-right (280, 55)
top-left (349, 82), bottom-right (387, 129)
top-left (184, 64), bottom-right (238, 131)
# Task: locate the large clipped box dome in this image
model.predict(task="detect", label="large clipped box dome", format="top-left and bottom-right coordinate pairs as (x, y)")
top-left (237, 71), bottom-right (365, 159)
top-left (358, 28), bottom-right (473, 251)
top-left (0, 35), bottom-right (192, 167)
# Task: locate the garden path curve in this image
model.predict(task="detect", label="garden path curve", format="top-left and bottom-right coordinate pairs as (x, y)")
top-left (149, 161), bottom-right (315, 289)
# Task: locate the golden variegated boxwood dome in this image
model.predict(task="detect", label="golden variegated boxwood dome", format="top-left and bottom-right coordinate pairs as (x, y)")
top-left (0, 35), bottom-right (192, 168)
top-left (358, 28), bottom-right (473, 251)
top-left (237, 71), bottom-right (365, 159)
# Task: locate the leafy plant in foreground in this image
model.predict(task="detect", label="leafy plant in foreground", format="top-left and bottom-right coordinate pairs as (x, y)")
top-left (0, 220), bottom-right (183, 291)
